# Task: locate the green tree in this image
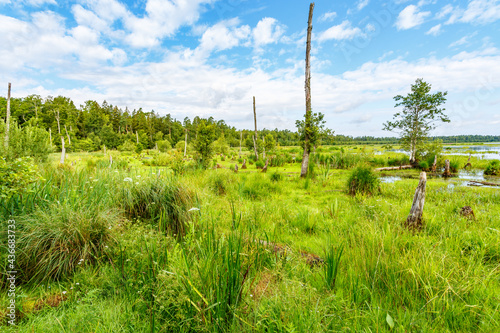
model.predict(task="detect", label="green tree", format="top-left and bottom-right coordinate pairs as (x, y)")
top-left (383, 78), bottom-right (449, 164)
top-left (193, 120), bottom-right (216, 168)
top-left (264, 133), bottom-right (276, 152)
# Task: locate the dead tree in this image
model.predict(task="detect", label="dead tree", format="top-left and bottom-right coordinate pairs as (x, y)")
top-left (136, 131), bottom-right (139, 144)
top-left (405, 172), bottom-right (427, 230)
top-left (464, 154), bottom-right (472, 169)
top-left (300, 2), bottom-right (315, 178)
top-left (49, 128), bottom-right (52, 143)
top-left (234, 164), bottom-right (238, 173)
top-left (262, 159), bottom-right (269, 173)
top-left (443, 159), bottom-right (451, 177)
top-left (253, 96), bottom-right (259, 160)
top-left (239, 130), bottom-right (242, 158)
top-left (431, 155), bottom-right (437, 172)
top-left (60, 137), bottom-right (66, 164)
top-left (4, 83), bottom-right (11, 150)
top-left (64, 125), bottom-right (71, 145)
top-left (262, 136), bottom-right (266, 160)
top-left (103, 144), bottom-right (107, 155)
top-left (184, 129), bottom-right (188, 157)
top-left (242, 159), bottom-right (247, 169)
top-left (55, 109), bottom-right (61, 134)
top-left (109, 154), bottom-right (113, 168)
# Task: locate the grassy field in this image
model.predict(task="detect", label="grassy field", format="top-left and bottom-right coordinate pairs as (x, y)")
top-left (1, 146), bottom-right (499, 332)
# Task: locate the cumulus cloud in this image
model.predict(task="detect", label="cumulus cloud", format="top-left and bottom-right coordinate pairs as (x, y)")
top-left (395, 5), bottom-right (430, 30)
top-left (198, 19), bottom-right (250, 54)
top-left (318, 21), bottom-right (363, 42)
top-left (253, 17), bottom-right (285, 47)
top-left (357, 0), bottom-right (370, 11)
top-left (426, 24), bottom-right (442, 36)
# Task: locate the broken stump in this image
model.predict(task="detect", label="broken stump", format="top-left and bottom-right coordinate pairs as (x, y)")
top-left (405, 171), bottom-right (427, 230)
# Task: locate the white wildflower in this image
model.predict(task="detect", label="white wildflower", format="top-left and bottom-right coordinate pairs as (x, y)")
top-left (124, 177), bottom-right (133, 182)
top-left (188, 207), bottom-right (200, 212)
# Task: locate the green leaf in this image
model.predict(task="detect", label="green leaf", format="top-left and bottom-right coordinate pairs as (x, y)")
top-left (386, 313), bottom-right (395, 329)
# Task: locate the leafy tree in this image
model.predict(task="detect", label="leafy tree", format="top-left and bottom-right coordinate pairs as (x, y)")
top-left (213, 133), bottom-right (229, 155)
top-left (383, 79), bottom-right (449, 164)
top-left (264, 133), bottom-right (276, 152)
top-left (193, 120), bottom-right (216, 168)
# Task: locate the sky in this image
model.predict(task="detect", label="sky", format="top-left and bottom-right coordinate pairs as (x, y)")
top-left (1, 0), bottom-right (500, 137)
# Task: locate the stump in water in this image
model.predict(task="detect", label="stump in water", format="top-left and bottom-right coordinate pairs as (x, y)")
top-left (242, 159), bottom-right (247, 169)
top-left (460, 206), bottom-right (475, 220)
top-left (431, 155), bottom-right (437, 172)
top-left (405, 172), bottom-right (427, 230)
top-left (262, 159), bottom-right (269, 173)
top-left (464, 154), bottom-right (472, 169)
top-left (443, 159), bottom-right (451, 177)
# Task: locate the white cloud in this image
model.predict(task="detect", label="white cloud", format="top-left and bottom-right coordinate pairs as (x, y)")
top-left (395, 5), bottom-right (431, 30)
top-left (23, 0), bottom-right (56, 6)
top-left (318, 11), bottom-right (336, 22)
top-left (426, 24), bottom-right (442, 36)
top-left (439, 0), bottom-right (500, 25)
top-left (253, 17), bottom-right (285, 47)
top-left (318, 21), bottom-right (363, 42)
top-left (449, 32), bottom-right (478, 48)
top-left (198, 19), bottom-right (250, 54)
top-left (357, 0), bottom-right (370, 11)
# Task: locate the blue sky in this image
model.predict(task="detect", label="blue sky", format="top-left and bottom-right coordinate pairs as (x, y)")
top-left (1, 0), bottom-right (500, 136)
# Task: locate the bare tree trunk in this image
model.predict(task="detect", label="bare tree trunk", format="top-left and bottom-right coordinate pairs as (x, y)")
top-left (242, 159), bottom-right (247, 169)
top-left (60, 136), bottom-right (66, 164)
top-left (443, 159), bottom-right (451, 177)
top-left (4, 83), bottom-right (11, 151)
top-left (405, 172), bottom-right (426, 230)
top-left (103, 144), bottom-right (107, 155)
top-left (234, 164), bottom-right (238, 173)
top-left (464, 154), bottom-right (472, 169)
top-left (262, 159), bottom-right (269, 173)
top-left (65, 124), bottom-right (71, 145)
top-left (262, 136), bottom-right (266, 160)
top-left (136, 130), bottom-right (139, 144)
top-left (239, 130), bottom-right (242, 158)
top-left (253, 96), bottom-right (259, 160)
top-left (56, 109), bottom-right (61, 134)
top-left (49, 127), bottom-right (52, 144)
top-left (300, 3), bottom-right (314, 178)
top-left (184, 130), bottom-right (187, 157)
top-left (431, 155), bottom-right (437, 172)
top-left (109, 154), bottom-right (113, 168)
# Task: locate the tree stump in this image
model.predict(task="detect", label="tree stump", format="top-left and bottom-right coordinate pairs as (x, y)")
top-left (431, 155), bottom-right (437, 172)
top-left (216, 163), bottom-right (222, 169)
top-left (464, 154), bottom-right (472, 169)
top-left (234, 164), bottom-right (238, 173)
top-left (241, 159), bottom-right (247, 169)
top-left (460, 206), bottom-right (475, 220)
top-left (443, 159), bottom-right (451, 177)
top-left (405, 172), bottom-right (426, 230)
top-left (261, 159), bottom-right (269, 173)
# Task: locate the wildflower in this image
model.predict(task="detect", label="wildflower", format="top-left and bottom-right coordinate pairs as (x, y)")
top-left (135, 182), bottom-right (139, 185)
top-left (62, 291), bottom-right (67, 294)
top-left (136, 175), bottom-right (141, 178)
top-left (76, 283), bottom-right (80, 285)
top-left (188, 207), bottom-right (200, 212)
top-left (93, 179), bottom-right (98, 182)
top-left (124, 177), bottom-right (133, 182)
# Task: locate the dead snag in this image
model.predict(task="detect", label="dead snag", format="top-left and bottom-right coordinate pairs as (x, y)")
top-left (464, 154), bottom-right (472, 169)
top-left (262, 159), bottom-right (269, 173)
top-left (405, 172), bottom-right (427, 230)
top-left (443, 159), bottom-right (451, 177)
top-left (60, 137), bottom-right (66, 164)
top-left (234, 164), bottom-right (238, 173)
top-left (242, 159), bottom-right (247, 169)
top-left (431, 155), bottom-right (437, 172)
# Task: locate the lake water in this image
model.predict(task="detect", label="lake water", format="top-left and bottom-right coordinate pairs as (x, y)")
top-left (382, 143), bottom-right (500, 160)
top-left (380, 169), bottom-right (500, 188)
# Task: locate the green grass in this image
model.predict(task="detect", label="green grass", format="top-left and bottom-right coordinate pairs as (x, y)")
top-left (1, 148), bottom-right (499, 332)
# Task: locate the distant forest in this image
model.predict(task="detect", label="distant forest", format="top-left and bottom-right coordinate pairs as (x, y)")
top-left (1, 95), bottom-right (499, 151)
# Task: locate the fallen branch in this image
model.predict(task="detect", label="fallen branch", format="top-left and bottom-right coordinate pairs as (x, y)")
top-left (375, 165), bottom-right (413, 171)
top-left (467, 180), bottom-right (500, 187)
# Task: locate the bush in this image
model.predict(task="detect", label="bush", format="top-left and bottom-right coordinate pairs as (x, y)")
top-left (347, 165), bottom-right (380, 196)
top-left (484, 160), bottom-right (500, 176)
top-left (450, 159), bottom-right (460, 173)
top-left (208, 170), bottom-right (234, 195)
top-left (418, 161), bottom-right (429, 171)
top-left (14, 203), bottom-right (118, 282)
top-left (118, 140), bottom-right (136, 152)
top-left (0, 122), bottom-right (52, 162)
top-left (0, 157), bottom-right (42, 199)
top-left (255, 160), bottom-right (265, 169)
top-left (157, 140), bottom-right (172, 152)
top-left (270, 171), bottom-right (282, 182)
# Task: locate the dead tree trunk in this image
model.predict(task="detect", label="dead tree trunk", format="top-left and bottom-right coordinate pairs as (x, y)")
top-left (464, 154), bottom-right (472, 169)
top-left (136, 131), bottom-right (139, 144)
top-left (234, 164), bottom-right (238, 173)
top-left (65, 125), bottom-right (71, 145)
top-left (262, 136), bottom-right (266, 160)
top-left (443, 159), bottom-right (451, 177)
top-left (300, 2), bottom-right (314, 178)
top-left (184, 130), bottom-right (187, 157)
top-left (375, 165), bottom-right (413, 171)
top-left (431, 155), bottom-right (437, 172)
top-left (4, 83), bottom-right (11, 151)
top-left (109, 154), bottom-right (113, 168)
top-left (253, 96), bottom-right (259, 160)
top-left (239, 130), bottom-right (242, 158)
top-left (405, 172), bottom-right (426, 230)
top-left (103, 144), bottom-right (107, 155)
top-left (56, 109), bottom-right (61, 134)
top-left (242, 159), bottom-right (247, 169)
top-left (262, 159), bottom-right (269, 173)
top-left (49, 127), bottom-right (52, 144)
top-left (60, 137), bottom-right (66, 164)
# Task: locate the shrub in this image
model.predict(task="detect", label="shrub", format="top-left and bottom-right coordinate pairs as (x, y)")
top-left (208, 170), bottom-right (234, 195)
top-left (14, 203), bottom-right (118, 283)
top-left (157, 140), bottom-right (172, 152)
top-left (118, 140), bottom-right (136, 152)
top-left (0, 122), bottom-right (52, 162)
top-left (255, 160), bottom-right (265, 169)
top-left (418, 161), bottom-right (429, 171)
top-left (347, 165), bottom-right (380, 196)
top-left (450, 159), bottom-right (460, 173)
top-left (152, 153), bottom-right (171, 167)
top-left (484, 160), bottom-right (500, 176)
top-left (0, 157), bottom-right (42, 200)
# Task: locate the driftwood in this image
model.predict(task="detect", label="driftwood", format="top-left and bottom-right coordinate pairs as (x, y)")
top-left (375, 165), bottom-right (413, 171)
top-left (241, 159), bottom-right (247, 169)
top-left (468, 180), bottom-right (500, 187)
top-left (405, 172), bottom-right (426, 230)
top-left (261, 159), bottom-right (269, 173)
top-left (443, 159), bottom-right (451, 177)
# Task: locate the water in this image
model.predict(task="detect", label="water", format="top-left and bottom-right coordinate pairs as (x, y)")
top-left (383, 143), bottom-right (500, 160)
top-left (380, 169), bottom-right (499, 188)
